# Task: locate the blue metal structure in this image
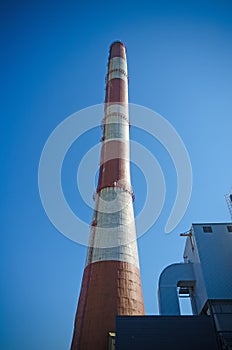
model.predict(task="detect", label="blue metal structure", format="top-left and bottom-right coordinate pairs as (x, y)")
top-left (158, 223), bottom-right (232, 349)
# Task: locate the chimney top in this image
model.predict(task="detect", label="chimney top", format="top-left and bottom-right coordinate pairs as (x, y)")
top-left (109, 41), bottom-right (126, 60)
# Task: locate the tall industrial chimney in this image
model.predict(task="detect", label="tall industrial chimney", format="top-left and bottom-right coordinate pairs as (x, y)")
top-left (70, 41), bottom-right (145, 350)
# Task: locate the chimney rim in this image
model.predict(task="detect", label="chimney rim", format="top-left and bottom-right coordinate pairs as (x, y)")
top-left (110, 40), bottom-right (126, 49)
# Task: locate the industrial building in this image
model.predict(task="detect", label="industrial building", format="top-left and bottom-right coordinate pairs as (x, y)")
top-left (158, 222), bottom-right (232, 349)
top-left (114, 223), bottom-right (232, 349)
top-left (70, 42), bottom-right (232, 349)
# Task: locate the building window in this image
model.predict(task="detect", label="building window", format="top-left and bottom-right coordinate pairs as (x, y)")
top-left (203, 226), bottom-right (212, 233)
top-left (227, 225), bottom-right (232, 232)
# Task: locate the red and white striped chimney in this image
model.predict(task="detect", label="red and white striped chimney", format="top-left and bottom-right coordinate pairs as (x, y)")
top-left (70, 41), bottom-right (145, 350)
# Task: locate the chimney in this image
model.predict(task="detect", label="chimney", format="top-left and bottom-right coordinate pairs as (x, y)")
top-left (70, 41), bottom-right (145, 350)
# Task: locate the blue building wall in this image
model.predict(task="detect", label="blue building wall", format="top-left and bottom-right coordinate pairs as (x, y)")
top-left (158, 223), bottom-right (232, 315)
top-left (184, 223), bottom-right (232, 312)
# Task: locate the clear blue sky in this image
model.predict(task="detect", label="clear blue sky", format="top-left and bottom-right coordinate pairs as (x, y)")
top-left (1, 1), bottom-right (232, 349)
